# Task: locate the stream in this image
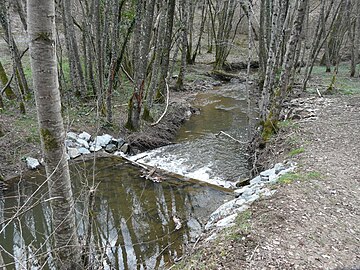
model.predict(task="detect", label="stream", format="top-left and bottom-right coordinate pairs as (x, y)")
top-left (0, 82), bottom-right (251, 269)
top-left (130, 82), bottom-right (250, 187)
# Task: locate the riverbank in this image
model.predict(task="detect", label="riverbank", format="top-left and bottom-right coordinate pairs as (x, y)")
top-left (0, 63), bottom-right (245, 182)
top-left (173, 93), bottom-right (360, 269)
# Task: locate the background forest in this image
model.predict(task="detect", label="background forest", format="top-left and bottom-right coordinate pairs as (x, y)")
top-left (1, 0), bottom-right (360, 135)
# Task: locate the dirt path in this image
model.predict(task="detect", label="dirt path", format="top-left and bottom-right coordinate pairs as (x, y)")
top-left (180, 94), bottom-right (360, 269)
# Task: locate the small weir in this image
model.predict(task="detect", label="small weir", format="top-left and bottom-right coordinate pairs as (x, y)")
top-left (130, 83), bottom-right (250, 187)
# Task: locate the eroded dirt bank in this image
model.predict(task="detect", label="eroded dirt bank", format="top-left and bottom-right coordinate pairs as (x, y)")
top-left (176, 94), bottom-right (360, 269)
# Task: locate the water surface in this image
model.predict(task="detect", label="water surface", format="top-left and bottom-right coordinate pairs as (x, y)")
top-left (0, 157), bottom-right (232, 269)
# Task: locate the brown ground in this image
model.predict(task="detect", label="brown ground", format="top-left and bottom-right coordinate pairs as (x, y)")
top-left (176, 94), bottom-right (360, 270)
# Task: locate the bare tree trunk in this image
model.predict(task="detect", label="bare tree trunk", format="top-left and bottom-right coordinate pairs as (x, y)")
top-left (213, 0), bottom-right (237, 70)
top-left (61, 0), bottom-right (87, 97)
top-left (27, 0), bottom-right (82, 268)
top-left (262, 0), bottom-right (308, 138)
top-left (175, 0), bottom-right (188, 90)
top-left (260, 0), bottom-right (280, 120)
top-left (13, 0), bottom-right (27, 30)
top-left (106, 0), bottom-right (122, 124)
top-left (188, 0), bottom-right (207, 64)
top-left (126, 0), bottom-right (145, 130)
top-left (349, 1), bottom-right (357, 77)
top-left (0, 0), bottom-right (30, 99)
top-left (0, 91), bottom-right (3, 108)
top-left (156, 0), bottom-right (176, 101)
top-left (146, 5), bottom-right (166, 111)
top-left (258, 0), bottom-right (267, 82)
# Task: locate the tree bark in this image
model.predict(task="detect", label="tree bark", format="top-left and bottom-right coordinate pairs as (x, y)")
top-left (262, 0), bottom-right (308, 139)
top-left (61, 0), bottom-right (87, 97)
top-left (156, 0), bottom-right (176, 101)
top-left (27, 0), bottom-right (82, 268)
top-left (175, 0), bottom-right (188, 90)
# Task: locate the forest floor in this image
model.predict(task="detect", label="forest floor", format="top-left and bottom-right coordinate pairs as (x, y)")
top-left (174, 92), bottom-right (360, 269)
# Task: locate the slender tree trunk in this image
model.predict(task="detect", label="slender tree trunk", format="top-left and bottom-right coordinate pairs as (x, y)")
top-left (349, 1), bottom-right (357, 77)
top-left (262, 0), bottom-right (308, 138)
top-left (62, 0), bottom-right (87, 97)
top-left (27, 0), bottom-right (82, 268)
top-left (260, 0), bottom-right (280, 120)
top-left (156, 0), bottom-right (176, 101)
top-left (147, 5), bottom-right (166, 110)
top-left (258, 0), bottom-right (267, 82)
top-left (0, 0), bottom-right (30, 98)
top-left (13, 0), bottom-right (27, 30)
top-left (106, 0), bottom-right (121, 124)
top-left (175, 0), bottom-right (188, 90)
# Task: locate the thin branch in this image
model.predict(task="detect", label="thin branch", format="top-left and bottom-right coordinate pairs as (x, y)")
top-left (215, 131), bottom-right (248, 144)
top-left (151, 78), bottom-right (170, 126)
top-left (120, 64), bottom-right (135, 84)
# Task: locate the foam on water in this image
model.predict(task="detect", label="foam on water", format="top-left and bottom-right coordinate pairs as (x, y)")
top-left (128, 147), bottom-right (234, 188)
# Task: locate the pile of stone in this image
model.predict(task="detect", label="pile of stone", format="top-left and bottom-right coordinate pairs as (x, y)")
top-left (25, 132), bottom-right (130, 169)
top-left (65, 132), bottom-right (130, 159)
top-left (204, 162), bottom-right (296, 240)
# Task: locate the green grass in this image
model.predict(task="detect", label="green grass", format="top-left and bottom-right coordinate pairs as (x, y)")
top-left (14, 114), bottom-right (41, 144)
top-left (288, 147), bottom-right (305, 157)
top-left (307, 63), bottom-right (360, 95)
top-left (278, 119), bottom-right (299, 130)
top-left (171, 210), bottom-right (253, 270)
top-left (278, 171), bottom-right (323, 185)
top-left (278, 172), bottom-right (301, 184)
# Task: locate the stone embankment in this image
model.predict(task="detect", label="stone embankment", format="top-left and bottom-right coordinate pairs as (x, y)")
top-left (204, 162), bottom-right (296, 239)
top-left (25, 132), bottom-right (130, 169)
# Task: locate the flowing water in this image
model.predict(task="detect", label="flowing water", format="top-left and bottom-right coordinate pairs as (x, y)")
top-left (0, 82), bottom-right (251, 269)
top-left (130, 83), bottom-right (250, 187)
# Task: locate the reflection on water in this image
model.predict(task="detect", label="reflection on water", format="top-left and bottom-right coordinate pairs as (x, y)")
top-left (0, 157), bottom-right (232, 269)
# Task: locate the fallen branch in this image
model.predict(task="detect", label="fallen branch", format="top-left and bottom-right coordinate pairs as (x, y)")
top-left (316, 88), bottom-right (322, 98)
top-left (151, 78), bottom-right (170, 126)
top-left (215, 131), bottom-right (248, 144)
top-left (120, 154), bottom-right (149, 170)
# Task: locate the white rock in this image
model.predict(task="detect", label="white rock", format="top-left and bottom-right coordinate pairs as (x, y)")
top-left (26, 157), bottom-right (40, 169)
top-left (93, 134), bottom-right (113, 147)
top-left (78, 131), bottom-right (91, 142)
top-left (274, 163), bottom-right (286, 174)
top-left (90, 145), bottom-right (102, 152)
top-left (234, 198), bottom-right (246, 206)
top-left (205, 233), bottom-right (218, 242)
top-left (67, 132), bottom-right (78, 141)
top-left (245, 193), bottom-right (260, 204)
top-left (120, 143), bottom-right (129, 153)
top-left (76, 138), bottom-right (89, 149)
top-left (78, 147), bottom-right (91, 155)
top-left (250, 175), bottom-right (261, 185)
top-left (67, 147), bottom-right (81, 159)
top-left (216, 213), bottom-right (238, 228)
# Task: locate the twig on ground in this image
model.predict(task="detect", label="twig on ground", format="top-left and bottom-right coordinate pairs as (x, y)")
top-left (316, 88), bottom-right (322, 98)
top-left (248, 244), bottom-right (259, 261)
